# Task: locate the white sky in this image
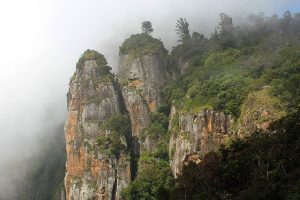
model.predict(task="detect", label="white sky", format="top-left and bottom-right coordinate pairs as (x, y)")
top-left (0, 0), bottom-right (299, 196)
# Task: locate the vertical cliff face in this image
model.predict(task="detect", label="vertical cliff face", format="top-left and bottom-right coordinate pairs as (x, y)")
top-left (118, 35), bottom-right (168, 158)
top-left (169, 106), bottom-right (232, 178)
top-left (64, 51), bottom-right (130, 200)
top-left (118, 54), bottom-right (167, 133)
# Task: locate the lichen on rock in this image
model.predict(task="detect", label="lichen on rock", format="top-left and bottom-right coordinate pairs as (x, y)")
top-left (169, 106), bottom-right (232, 178)
top-left (64, 50), bottom-right (130, 200)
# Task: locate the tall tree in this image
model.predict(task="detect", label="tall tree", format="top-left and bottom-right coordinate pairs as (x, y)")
top-left (281, 10), bottom-right (293, 34)
top-left (141, 21), bottom-right (153, 35)
top-left (218, 13), bottom-right (234, 35)
top-left (175, 18), bottom-right (191, 42)
top-left (217, 13), bottom-right (235, 48)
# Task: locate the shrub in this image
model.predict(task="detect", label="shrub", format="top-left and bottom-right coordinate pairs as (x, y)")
top-left (76, 49), bottom-right (108, 69)
top-left (119, 33), bottom-right (166, 58)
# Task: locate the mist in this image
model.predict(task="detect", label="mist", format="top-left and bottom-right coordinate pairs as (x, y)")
top-left (0, 0), bottom-right (299, 198)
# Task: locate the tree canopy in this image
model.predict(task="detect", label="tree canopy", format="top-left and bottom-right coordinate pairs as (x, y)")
top-left (175, 18), bottom-right (191, 42)
top-left (142, 21), bottom-right (154, 35)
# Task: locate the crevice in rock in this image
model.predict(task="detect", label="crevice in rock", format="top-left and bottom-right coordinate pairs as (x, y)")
top-left (130, 137), bottom-right (139, 180)
top-left (114, 78), bottom-right (138, 181)
top-left (111, 167), bottom-right (117, 200)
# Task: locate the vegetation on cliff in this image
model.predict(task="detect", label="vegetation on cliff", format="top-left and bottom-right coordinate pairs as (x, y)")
top-left (97, 114), bottom-right (131, 158)
top-left (173, 108), bottom-right (300, 199)
top-left (122, 106), bottom-right (175, 200)
top-left (119, 33), bottom-right (166, 58)
top-left (165, 12), bottom-right (300, 118)
top-left (121, 11), bottom-right (300, 200)
top-left (62, 10), bottom-right (300, 200)
top-left (76, 49), bottom-right (111, 74)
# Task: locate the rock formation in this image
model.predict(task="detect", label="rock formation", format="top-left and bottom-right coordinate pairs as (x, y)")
top-left (64, 38), bottom-right (286, 200)
top-left (64, 34), bottom-right (169, 199)
top-left (64, 51), bottom-right (130, 200)
top-left (169, 106), bottom-right (232, 178)
top-left (117, 35), bottom-right (168, 161)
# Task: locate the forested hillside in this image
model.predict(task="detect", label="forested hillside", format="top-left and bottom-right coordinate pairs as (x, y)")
top-left (21, 11), bottom-right (300, 200)
top-left (121, 11), bottom-right (300, 200)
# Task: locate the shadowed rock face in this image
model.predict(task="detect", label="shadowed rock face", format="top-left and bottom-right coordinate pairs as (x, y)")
top-left (169, 106), bottom-right (232, 178)
top-left (65, 60), bottom-right (130, 200)
top-left (118, 53), bottom-right (168, 157)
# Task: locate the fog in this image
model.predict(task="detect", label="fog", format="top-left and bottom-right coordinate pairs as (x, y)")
top-left (0, 0), bottom-right (299, 198)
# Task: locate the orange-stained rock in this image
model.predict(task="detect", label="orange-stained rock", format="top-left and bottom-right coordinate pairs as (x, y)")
top-left (148, 100), bottom-right (156, 113)
top-left (169, 107), bottom-right (232, 178)
top-left (64, 58), bottom-right (130, 200)
top-left (118, 53), bottom-right (168, 158)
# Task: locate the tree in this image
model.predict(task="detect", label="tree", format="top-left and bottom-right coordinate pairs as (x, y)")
top-left (281, 10), bottom-right (293, 34)
top-left (142, 21), bottom-right (154, 35)
top-left (217, 13), bottom-right (235, 48)
top-left (218, 13), bottom-right (234, 35)
top-left (192, 32), bottom-right (205, 40)
top-left (175, 18), bottom-right (191, 42)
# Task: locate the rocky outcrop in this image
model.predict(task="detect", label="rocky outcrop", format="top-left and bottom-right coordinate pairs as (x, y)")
top-left (64, 55), bottom-right (130, 200)
top-left (237, 87), bottom-right (286, 136)
top-left (118, 54), bottom-right (168, 132)
top-left (169, 106), bottom-right (232, 178)
top-left (168, 88), bottom-right (287, 178)
top-left (118, 52), bottom-right (168, 157)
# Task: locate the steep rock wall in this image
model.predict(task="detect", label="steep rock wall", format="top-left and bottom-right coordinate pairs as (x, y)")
top-left (65, 60), bottom-right (130, 200)
top-left (169, 106), bottom-right (232, 178)
top-left (118, 53), bottom-right (168, 156)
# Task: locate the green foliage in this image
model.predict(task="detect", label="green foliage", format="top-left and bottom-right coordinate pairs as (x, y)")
top-left (96, 132), bottom-right (126, 158)
top-left (217, 13), bottom-right (235, 48)
top-left (95, 65), bottom-right (112, 77)
top-left (122, 106), bottom-right (172, 199)
top-left (262, 47), bottom-right (300, 111)
top-left (121, 161), bottom-right (175, 200)
top-left (141, 123), bottom-right (166, 141)
top-left (239, 87), bottom-right (286, 126)
top-left (175, 18), bottom-right (191, 42)
top-left (141, 110), bottom-right (169, 141)
top-left (142, 21), bottom-right (154, 35)
top-left (165, 40), bottom-right (300, 118)
top-left (119, 34), bottom-right (166, 58)
top-left (165, 49), bottom-right (251, 117)
top-left (173, 109), bottom-right (300, 199)
top-left (101, 114), bottom-right (131, 137)
top-left (76, 49), bottom-right (108, 69)
top-left (96, 114), bottom-right (131, 158)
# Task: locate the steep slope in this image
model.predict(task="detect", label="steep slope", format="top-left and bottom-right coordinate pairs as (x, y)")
top-left (63, 12), bottom-right (300, 200)
top-left (64, 50), bottom-right (130, 200)
top-left (237, 87), bottom-right (286, 136)
top-left (117, 34), bottom-right (168, 166)
top-left (168, 106), bottom-right (232, 178)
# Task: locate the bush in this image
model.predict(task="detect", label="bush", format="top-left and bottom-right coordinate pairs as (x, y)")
top-left (119, 33), bottom-right (166, 58)
top-left (76, 49), bottom-right (108, 69)
top-left (96, 114), bottom-right (131, 158)
top-left (121, 161), bottom-right (175, 200)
